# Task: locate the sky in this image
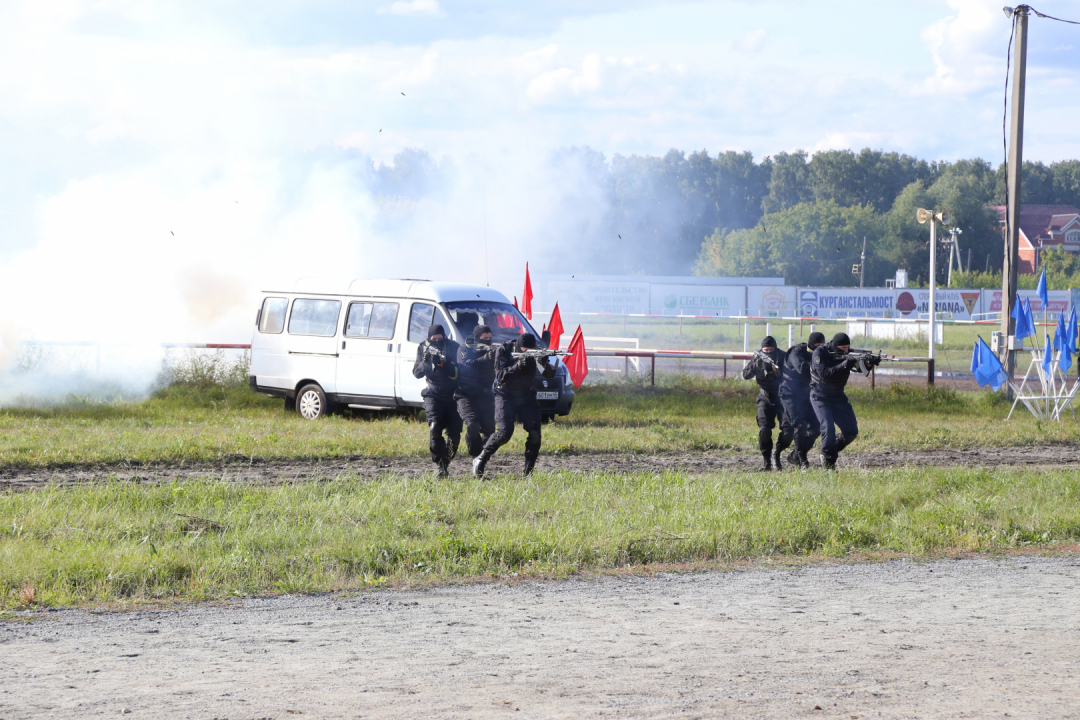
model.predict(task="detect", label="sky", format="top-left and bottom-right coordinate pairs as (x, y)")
top-left (1, 0), bottom-right (1079, 373)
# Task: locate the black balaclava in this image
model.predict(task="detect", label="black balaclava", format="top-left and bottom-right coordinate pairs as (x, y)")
top-left (517, 333), bottom-right (537, 352)
top-left (428, 324), bottom-right (446, 348)
top-left (831, 332), bottom-right (851, 351)
top-left (809, 331), bottom-right (826, 348)
top-left (473, 324), bottom-right (492, 342)
top-left (761, 336), bottom-right (777, 350)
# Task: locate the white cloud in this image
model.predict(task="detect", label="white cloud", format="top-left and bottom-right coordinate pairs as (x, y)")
top-left (378, 0), bottom-right (443, 17)
top-left (918, 0), bottom-right (1005, 95)
top-left (734, 29), bottom-right (766, 55)
top-left (526, 53), bottom-right (605, 102)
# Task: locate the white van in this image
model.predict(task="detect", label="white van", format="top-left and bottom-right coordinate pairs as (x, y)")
top-left (248, 279), bottom-right (575, 420)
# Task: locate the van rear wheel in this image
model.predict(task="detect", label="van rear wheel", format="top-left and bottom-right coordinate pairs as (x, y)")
top-left (296, 384), bottom-right (328, 420)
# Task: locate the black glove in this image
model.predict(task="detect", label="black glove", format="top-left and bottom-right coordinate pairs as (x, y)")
top-left (844, 357), bottom-right (860, 370)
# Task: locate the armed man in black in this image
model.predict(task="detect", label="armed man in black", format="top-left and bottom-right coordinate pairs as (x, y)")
top-left (455, 324), bottom-right (497, 459)
top-left (412, 324), bottom-right (462, 478)
top-left (472, 332), bottom-right (557, 477)
top-left (810, 332), bottom-right (877, 470)
top-left (741, 336), bottom-right (788, 471)
top-left (779, 331), bottom-right (826, 470)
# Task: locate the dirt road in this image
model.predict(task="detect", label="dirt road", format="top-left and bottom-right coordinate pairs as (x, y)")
top-left (2, 444), bottom-right (1078, 491)
top-left (2, 556), bottom-right (1078, 719)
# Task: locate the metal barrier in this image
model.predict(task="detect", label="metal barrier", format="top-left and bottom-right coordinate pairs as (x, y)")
top-left (585, 347), bottom-right (936, 387)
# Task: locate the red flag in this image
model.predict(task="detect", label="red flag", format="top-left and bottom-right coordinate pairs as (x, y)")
top-left (547, 302), bottom-right (565, 351)
top-left (513, 295), bottom-right (518, 310)
top-left (522, 263), bottom-right (534, 320)
top-left (564, 325), bottom-right (588, 388)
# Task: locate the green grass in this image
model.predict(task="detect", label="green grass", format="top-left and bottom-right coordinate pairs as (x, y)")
top-left (4, 467), bottom-right (1079, 608)
top-left (1, 378), bottom-right (1077, 468)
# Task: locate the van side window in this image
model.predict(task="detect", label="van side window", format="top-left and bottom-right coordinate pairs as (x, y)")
top-left (345, 302), bottom-right (397, 339)
top-left (288, 298), bottom-right (341, 337)
top-left (408, 304), bottom-right (451, 343)
top-left (259, 297), bottom-right (289, 334)
top-left (345, 303), bottom-right (373, 337)
top-left (369, 303), bottom-right (398, 339)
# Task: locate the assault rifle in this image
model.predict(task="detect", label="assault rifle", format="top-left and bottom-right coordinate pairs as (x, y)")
top-left (846, 349), bottom-right (889, 377)
top-left (424, 344), bottom-right (449, 366)
top-left (511, 349), bottom-right (573, 361)
top-left (750, 350), bottom-right (780, 374)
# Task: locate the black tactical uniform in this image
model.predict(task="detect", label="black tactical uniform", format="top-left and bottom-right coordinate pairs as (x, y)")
top-left (779, 331), bottom-right (826, 470)
top-left (473, 333), bottom-right (557, 477)
top-left (741, 336), bottom-right (788, 471)
top-left (412, 324), bottom-right (463, 477)
top-left (809, 332), bottom-right (860, 470)
top-left (455, 324), bottom-right (497, 458)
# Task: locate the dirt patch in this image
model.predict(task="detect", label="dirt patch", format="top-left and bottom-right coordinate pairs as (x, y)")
top-left (1, 444), bottom-right (1078, 491)
top-left (2, 556), bottom-right (1078, 718)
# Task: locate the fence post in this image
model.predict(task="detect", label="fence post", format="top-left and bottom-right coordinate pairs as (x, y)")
top-left (788, 324), bottom-right (794, 349)
top-left (723, 359), bottom-right (727, 379)
top-left (927, 358), bottom-right (935, 386)
top-left (743, 322), bottom-right (750, 369)
top-left (651, 355), bottom-right (655, 386)
top-left (871, 365), bottom-right (875, 390)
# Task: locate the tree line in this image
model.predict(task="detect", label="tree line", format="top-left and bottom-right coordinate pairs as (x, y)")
top-left (366, 146), bottom-right (1080, 287)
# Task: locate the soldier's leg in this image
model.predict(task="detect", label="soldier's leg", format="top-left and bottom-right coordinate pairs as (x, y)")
top-left (475, 392), bottom-right (515, 476)
top-left (811, 393), bottom-right (838, 468)
top-left (832, 399), bottom-right (859, 455)
top-left (756, 393), bottom-right (777, 470)
top-left (519, 397), bottom-right (543, 475)
top-left (457, 395), bottom-right (484, 458)
top-left (445, 396), bottom-right (463, 461)
top-left (773, 395), bottom-right (793, 469)
top-left (800, 397), bottom-right (822, 451)
top-left (478, 390), bottom-right (496, 446)
top-left (424, 396), bottom-right (449, 471)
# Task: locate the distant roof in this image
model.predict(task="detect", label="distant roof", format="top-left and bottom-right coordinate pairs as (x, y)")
top-left (992, 205), bottom-right (1080, 242)
top-left (535, 274), bottom-right (784, 286)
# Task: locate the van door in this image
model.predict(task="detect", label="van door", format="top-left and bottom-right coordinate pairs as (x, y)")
top-left (336, 300), bottom-right (399, 406)
top-left (396, 301), bottom-right (452, 405)
top-left (285, 297), bottom-right (342, 392)
top-left (285, 295), bottom-right (343, 390)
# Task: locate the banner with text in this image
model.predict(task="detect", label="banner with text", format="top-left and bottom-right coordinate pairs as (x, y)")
top-left (894, 289), bottom-right (982, 321)
top-left (798, 288), bottom-right (897, 318)
top-left (981, 289), bottom-right (1071, 317)
top-left (649, 284), bottom-right (746, 316)
top-left (541, 279), bottom-right (650, 314)
top-left (747, 285), bottom-right (797, 317)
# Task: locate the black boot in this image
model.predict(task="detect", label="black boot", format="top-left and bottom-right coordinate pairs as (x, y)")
top-left (436, 459), bottom-right (450, 479)
top-left (472, 452), bottom-right (490, 478)
top-left (819, 453), bottom-right (836, 471)
top-left (760, 451), bottom-right (773, 471)
top-left (523, 456), bottom-right (537, 476)
top-left (797, 450), bottom-right (811, 471)
top-left (835, 434), bottom-right (855, 455)
top-left (772, 445), bottom-right (784, 471)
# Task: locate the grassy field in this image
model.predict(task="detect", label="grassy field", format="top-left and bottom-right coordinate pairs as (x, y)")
top-left (3, 467), bottom-right (1079, 608)
top-left (1, 377), bottom-right (1078, 468)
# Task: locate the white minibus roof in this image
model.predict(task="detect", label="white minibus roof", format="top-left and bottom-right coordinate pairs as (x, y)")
top-left (263, 279), bottom-right (511, 305)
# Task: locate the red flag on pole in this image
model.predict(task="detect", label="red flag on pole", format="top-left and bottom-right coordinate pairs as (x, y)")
top-left (513, 295), bottom-right (519, 310)
top-left (547, 302), bottom-right (565, 351)
top-left (564, 325), bottom-right (588, 388)
top-left (522, 263), bottom-right (534, 320)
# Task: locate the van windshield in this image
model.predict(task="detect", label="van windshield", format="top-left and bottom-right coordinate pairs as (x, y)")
top-left (443, 301), bottom-right (539, 345)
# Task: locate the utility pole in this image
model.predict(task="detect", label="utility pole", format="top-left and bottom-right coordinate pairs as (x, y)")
top-left (859, 236), bottom-right (867, 288)
top-left (1001, 5), bottom-right (1029, 396)
top-left (919, 208), bottom-right (948, 385)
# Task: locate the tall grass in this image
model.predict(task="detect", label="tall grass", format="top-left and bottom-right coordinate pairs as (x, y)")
top-left (3, 467), bottom-right (1079, 607)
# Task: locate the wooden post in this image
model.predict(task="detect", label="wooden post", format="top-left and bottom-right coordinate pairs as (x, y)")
top-left (723, 359), bottom-right (727, 379)
top-left (871, 365), bottom-right (875, 391)
top-left (927, 358), bottom-right (935, 386)
top-left (651, 355), bottom-right (655, 386)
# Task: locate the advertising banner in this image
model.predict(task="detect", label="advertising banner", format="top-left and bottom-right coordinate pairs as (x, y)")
top-left (542, 279), bottom-right (650, 314)
top-left (649, 284), bottom-right (745, 316)
top-left (982, 289), bottom-right (1071, 318)
top-left (747, 285), bottom-right (797, 317)
top-left (798, 288), bottom-right (897, 318)
top-left (894, 288), bottom-right (982, 320)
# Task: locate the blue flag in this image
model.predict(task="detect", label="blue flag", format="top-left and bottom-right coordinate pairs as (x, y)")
top-left (1069, 307), bottom-right (1078, 355)
top-left (1043, 333), bottom-right (1053, 376)
top-left (970, 340), bottom-right (979, 374)
top-left (1014, 297), bottom-right (1036, 341)
top-left (974, 337), bottom-right (1009, 391)
top-left (1055, 313), bottom-right (1067, 351)
top-left (1036, 266), bottom-right (1049, 308)
top-left (1061, 332), bottom-right (1074, 375)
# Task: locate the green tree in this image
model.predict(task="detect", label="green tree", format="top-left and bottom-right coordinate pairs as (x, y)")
top-left (696, 200), bottom-right (882, 286)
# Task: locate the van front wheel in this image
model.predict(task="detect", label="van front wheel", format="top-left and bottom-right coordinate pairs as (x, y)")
top-left (296, 384), bottom-right (328, 420)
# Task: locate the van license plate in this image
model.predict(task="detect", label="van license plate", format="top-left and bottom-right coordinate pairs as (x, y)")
top-left (536, 391), bottom-right (559, 400)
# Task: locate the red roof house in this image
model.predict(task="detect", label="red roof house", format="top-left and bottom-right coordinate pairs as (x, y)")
top-left (992, 205), bottom-right (1080, 274)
